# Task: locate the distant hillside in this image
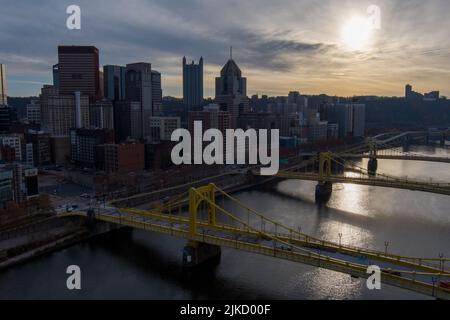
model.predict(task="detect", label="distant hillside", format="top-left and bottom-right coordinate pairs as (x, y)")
top-left (365, 98), bottom-right (450, 128)
top-left (7, 97), bottom-right (38, 108)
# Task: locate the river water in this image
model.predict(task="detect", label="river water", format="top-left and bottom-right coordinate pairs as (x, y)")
top-left (1, 145), bottom-right (449, 300)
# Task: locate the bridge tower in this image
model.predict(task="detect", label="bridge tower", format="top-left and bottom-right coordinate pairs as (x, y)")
top-left (367, 139), bottom-right (378, 176)
top-left (183, 184), bottom-right (221, 267)
top-left (315, 152), bottom-right (333, 203)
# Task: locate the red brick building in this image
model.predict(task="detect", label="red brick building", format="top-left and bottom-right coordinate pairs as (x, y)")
top-left (96, 142), bottom-right (145, 174)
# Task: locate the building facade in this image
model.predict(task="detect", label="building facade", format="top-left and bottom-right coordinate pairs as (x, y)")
top-left (0, 64), bottom-right (7, 106)
top-left (26, 100), bottom-right (41, 124)
top-left (90, 99), bottom-right (114, 129)
top-left (151, 70), bottom-right (163, 116)
top-left (215, 56), bottom-right (249, 128)
top-left (125, 62), bottom-right (153, 139)
top-left (70, 128), bottom-right (115, 168)
top-left (114, 101), bottom-right (143, 142)
top-left (40, 85), bottom-right (90, 136)
top-left (0, 134), bottom-right (22, 161)
top-left (183, 57), bottom-right (203, 111)
top-left (149, 117), bottom-right (181, 142)
top-left (58, 46), bottom-right (100, 99)
top-left (96, 142), bottom-right (145, 174)
top-left (103, 65), bottom-right (126, 101)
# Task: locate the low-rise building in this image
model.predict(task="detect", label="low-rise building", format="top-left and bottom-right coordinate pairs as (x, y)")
top-left (70, 128), bottom-right (115, 168)
top-left (96, 142), bottom-right (145, 174)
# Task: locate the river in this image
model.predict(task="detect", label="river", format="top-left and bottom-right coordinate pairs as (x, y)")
top-left (1, 145), bottom-right (449, 300)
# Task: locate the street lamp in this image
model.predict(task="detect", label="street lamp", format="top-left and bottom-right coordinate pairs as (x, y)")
top-left (439, 253), bottom-right (445, 271)
top-left (384, 241), bottom-right (390, 256)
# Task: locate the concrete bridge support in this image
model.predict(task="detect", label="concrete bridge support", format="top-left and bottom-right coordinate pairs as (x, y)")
top-left (182, 241), bottom-right (221, 267)
top-left (368, 158), bottom-right (378, 176)
top-left (183, 184), bottom-right (222, 267)
top-left (315, 153), bottom-right (333, 203)
top-left (315, 182), bottom-right (333, 203)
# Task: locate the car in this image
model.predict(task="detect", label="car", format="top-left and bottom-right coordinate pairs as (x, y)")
top-left (80, 193), bottom-right (90, 199)
top-left (439, 281), bottom-right (450, 290)
top-left (160, 196), bottom-right (171, 203)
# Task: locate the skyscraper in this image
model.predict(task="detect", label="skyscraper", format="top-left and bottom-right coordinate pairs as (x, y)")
top-left (0, 64), bottom-right (7, 106)
top-left (52, 64), bottom-right (59, 89)
top-left (104, 65), bottom-right (126, 101)
top-left (125, 62), bottom-right (153, 139)
top-left (215, 49), bottom-right (249, 128)
top-left (58, 46), bottom-right (100, 99)
top-left (151, 70), bottom-right (163, 116)
top-left (183, 57), bottom-right (203, 111)
top-left (40, 85), bottom-right (89, 136)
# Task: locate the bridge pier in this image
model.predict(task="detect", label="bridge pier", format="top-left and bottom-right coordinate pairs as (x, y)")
top-left (182, 241), bottom-right (221, 268)
top-left (368, 158), bottom-right (378, 176)
top-left (315, 182), bottom-right (333, 203)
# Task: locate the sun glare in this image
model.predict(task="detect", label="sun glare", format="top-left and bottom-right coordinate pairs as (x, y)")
top-left (341, 16), bottom-right (373, 50)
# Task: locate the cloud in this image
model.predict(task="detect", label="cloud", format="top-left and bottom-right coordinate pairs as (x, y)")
top-left (0, 0), bottom-right (449, 97)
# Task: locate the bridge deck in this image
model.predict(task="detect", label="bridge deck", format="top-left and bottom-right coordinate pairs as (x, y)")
top-left (67, 201), bottom-right (450, 300)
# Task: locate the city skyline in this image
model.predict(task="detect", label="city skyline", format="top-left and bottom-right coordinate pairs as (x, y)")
top-left (1, 0), bottom-right (450, 98)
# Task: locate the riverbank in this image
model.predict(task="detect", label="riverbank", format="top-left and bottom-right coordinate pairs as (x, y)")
top-left (0, 174), bottom-right (273, 272)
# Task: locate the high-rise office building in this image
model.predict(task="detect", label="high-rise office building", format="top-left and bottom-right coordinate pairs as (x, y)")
top-left (183, 57), bottom-right (203, 111)
top-left (26, 100), bottom-right (41, 124)
top-left (0, 64), bottom-right (7, 106)
top-left (52, 64), bottom-right (59, 89)
top-left (125, 62), bottom-right (153, 139)
top-left (114, 101), bottom-right (143, 142)
top-left (103, 65), bottom-right (126, 101)
top-left (90, 99), bottom-right (114, 129)
top-left (215, 50), bottom-right (249, 128)
top-left (151, 70), bottom-right (163, 116)
top-left (40, 85), bottom-right (89, 136)
top-left (58, 46), bottom-right (100, 99)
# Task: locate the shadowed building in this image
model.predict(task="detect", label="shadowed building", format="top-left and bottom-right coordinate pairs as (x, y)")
top-left (0, 64), bottom-right (7, 106)
top-left (215, 50), bottom-right (249, 128)
top-left (125, 62), bottom-right (153, 139)
top-left (183, 57), bottom-right (203, 112)
top-left (104, 65), bottom-right (126, 101)
top-left (58, 46), bottom-right (101, 100)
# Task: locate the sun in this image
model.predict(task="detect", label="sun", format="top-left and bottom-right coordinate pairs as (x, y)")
top-left (341, 16), bottom-right (373, 50)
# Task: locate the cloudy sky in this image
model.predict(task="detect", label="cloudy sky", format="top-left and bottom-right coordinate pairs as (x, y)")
top-left (1, 0), bottom-right (450, 97)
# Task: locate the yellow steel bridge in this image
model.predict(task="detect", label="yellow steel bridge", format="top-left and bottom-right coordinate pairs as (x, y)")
top-left (65, 183), bottom-right (450, 300)
top-left (271, 151), bottom-right (450, 197)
